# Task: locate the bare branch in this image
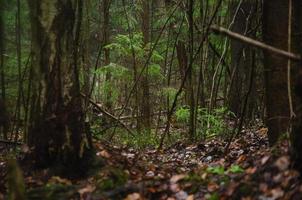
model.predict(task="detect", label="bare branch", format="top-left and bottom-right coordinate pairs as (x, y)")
top-left (210, 25), bottom-right (301, 61)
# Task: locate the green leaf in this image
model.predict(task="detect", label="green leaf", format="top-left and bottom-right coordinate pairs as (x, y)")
top-left (206, 166), bottom-right (225, 175)
top-left (228, 165), bottom-right (244, 174)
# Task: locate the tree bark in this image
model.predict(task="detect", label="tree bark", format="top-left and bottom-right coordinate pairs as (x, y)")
top-left (138, 0), bottom-right (151, 133)
top-left (290, 0), bottom-right (302, 172)
top-left (27, 0), bottom-right (93, 174)
top-left (263, 0), bottom-right (290, 145)
top-left (0, 0), bottom-right (8, 140)
top-left (228, 0), bottom-right (256, 117)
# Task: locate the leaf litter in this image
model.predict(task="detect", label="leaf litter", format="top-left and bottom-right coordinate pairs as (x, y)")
top-left (1, 127), bottom-right (302, 199)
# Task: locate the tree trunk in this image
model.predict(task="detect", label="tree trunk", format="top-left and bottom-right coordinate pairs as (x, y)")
top-left (103, 0), bottom-right (112, 111)
top-left (228, 0), bottom-right (255, 117)
top-left (138, 0), bottom-right (151, 133)
top-left (0, 0), bottom-right (8, 140)
top-left (27, 0), bottom-right (93, 174)
top-left (263, 0), bottom-right (289, 145)
top-left (290, 0), bottom-right (302, 172)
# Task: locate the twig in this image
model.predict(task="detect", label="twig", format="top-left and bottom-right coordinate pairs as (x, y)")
top-left (80, 93), bottom-right (134, 136)
top-left (0, 139), bottom-right (22, 145)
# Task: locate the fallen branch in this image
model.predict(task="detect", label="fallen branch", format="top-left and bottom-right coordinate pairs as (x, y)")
top-left (210, 25), bottom-right (301, 61)
top-left (0, 139), bottom-right (22, 145)
top-left (80, 93), bottom-right (134, 136)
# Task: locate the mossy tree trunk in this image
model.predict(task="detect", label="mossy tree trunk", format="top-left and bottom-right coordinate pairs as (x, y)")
top-left (27, 0), bottom-right (92, 172)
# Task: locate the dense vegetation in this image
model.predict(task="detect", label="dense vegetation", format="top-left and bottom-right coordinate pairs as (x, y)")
top-left (1, 0), bottom-right (302, 199)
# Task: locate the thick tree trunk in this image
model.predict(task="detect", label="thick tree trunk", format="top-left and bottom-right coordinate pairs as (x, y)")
top-left (263, 1), bottom-right (289, 145)
top-left (27, 0), bottom-right (92, 174)
top-left (291, 0), bottom-right (302, 172)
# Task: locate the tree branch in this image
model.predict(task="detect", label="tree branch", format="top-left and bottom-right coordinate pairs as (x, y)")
top-left (210, 25), bottom-right (301, 61)
top-left (80, 93), bottom-right (134, 136)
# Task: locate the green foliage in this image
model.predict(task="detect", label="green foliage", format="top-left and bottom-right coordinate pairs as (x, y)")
top-left (148, 64), bottom-right (164, 81)
top-left (206, 165), bottom-right (244, 176)
top-left (27, 184), bottom-right (77, 200)
top-left (206, 166), bottom-right (225, 175)
top-left (105, 33), bottom-right (164, 74)
top-left (173, 106), bottom-right (233, 140)
top-left (162, 87), bottom-right (182, 107)
top-left (93, 63), bottom-right (131, 105)
top-left (97, 167), bottom-right (128, 191)
top-left (175, 107), bottom-right (190, 123)
top-left (228, 165), bottom-right (244, 174)
top-left (206, 193), bottom-right (220, 200)
top-left (113, 130), bottom-right (158, 149)
top-left (94, 63), bottom-right (131, 79)
top-left (196, 107), bottom-right (234, 139)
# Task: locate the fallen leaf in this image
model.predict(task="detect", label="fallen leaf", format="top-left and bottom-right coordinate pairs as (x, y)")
top-left (78, 185), bottom-right (95, 199)
top-left (261, 156), bottom-right (270, 165)
top-left (170, 183), bottom-right (180, 193)
top-left (145, 171), bottom-right (155, 178)
top-left (207, 182), bottom-right (219, 192)
top-left (270, 187), bottom-right (284, 199)
top-left (97, 150), bottom-right (111, 158)
top-left (236, 155), bottom-right (247, 164)
top-left (257, 127), bottom-right (268, 136)
top-left (259, 183), bottom-right (268, 193)
top-left (124, 193), bottom-right (143, 200)
top-left (245, 167), bottom-right (257, 174)
top-left (49, 176), bottom-right (71, 185)
top-left (175, 190), bottom-right (188, 200)
top-left (186, 195), bottom-right (194, 200)
top-left (170, 174), bottom-right (186, 184)
top-left (274, 156), bottom-right (290, 171)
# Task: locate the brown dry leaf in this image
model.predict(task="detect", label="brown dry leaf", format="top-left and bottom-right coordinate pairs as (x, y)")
top-left (148, 164), bottom-right (156, 171)
top-left (186, 195), bottom-right (194, 200)
top-left (207, 182), bottom-right (219, 192)
top-left (245, 167), bottom-right (257, 174)
top-left (49, 176), bottom-right (72, 185)
top-left (259, 183), bottom-right (268, 193)
top-left (274, 156), bottom-right (290, 171)
top-left (257, 127), bottom-right (268, 136)
top-left (170, 174), bottom-right (186, 184)
top-left (270, 187), bottom-right (284, 199)
top-left (148, 187), bottom-right (157, 193)
top-left (236, 155), bottom-right (247, 164)
top-left (170, 183), bottom-right (181, 193)
top-left (261, 156), bottom-right (270, 165)
top-left (124, 193), bottom-right (143, 200)
top-left (241, 197), bottom-right (252, 200)
top-left (225, 182), bottom-right (239, 196)
top-left (97, 150), bottom-right (111, 158)
top-left (78, 185), bottom-right (95, 199)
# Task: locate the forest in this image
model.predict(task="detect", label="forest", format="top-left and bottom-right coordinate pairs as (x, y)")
top-left (1, 0), bottom-right (302, 199)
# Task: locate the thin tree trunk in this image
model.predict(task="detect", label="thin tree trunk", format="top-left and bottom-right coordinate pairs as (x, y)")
top-left (138, 0), bottom-right (151, 133)
top-left (0, 0), bottom-right (8, 140)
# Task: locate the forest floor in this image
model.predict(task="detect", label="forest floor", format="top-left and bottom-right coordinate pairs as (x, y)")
top-left (1, 127), bottom-right (302, 200)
